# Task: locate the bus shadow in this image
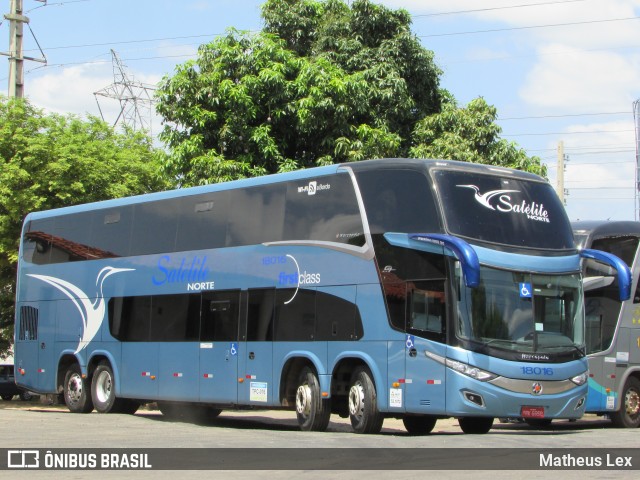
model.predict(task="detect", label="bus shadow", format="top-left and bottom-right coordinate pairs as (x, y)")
top-left (492, 418), bottom-right (614, 433)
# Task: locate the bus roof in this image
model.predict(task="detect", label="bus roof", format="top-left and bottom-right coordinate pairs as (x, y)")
top-left (572, 220), bottom-right (640, 244)
top-left (24, 158), bottom-right (547, 222)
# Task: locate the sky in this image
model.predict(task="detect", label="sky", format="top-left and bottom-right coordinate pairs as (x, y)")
top-left (1, 0), bottom-right (639, 222)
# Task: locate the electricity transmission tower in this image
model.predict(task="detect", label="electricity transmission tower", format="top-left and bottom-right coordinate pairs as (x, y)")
top-left (94, 49), bottom-right (156, 134)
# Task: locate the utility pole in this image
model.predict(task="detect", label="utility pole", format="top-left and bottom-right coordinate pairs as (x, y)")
top-left (634, 99), bottom-right (640, 220)
top-left (557, 140), bottom-right (569, 205)
top-left (1, 0), bottom-right (47, 98)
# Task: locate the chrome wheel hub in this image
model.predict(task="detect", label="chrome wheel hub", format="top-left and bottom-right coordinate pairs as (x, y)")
top-left (67, 374), bottom-right (83, 405)
top-left (348, 382), bottom-right (365, 418)
top-left (296, 384), bottom-right (312, 416)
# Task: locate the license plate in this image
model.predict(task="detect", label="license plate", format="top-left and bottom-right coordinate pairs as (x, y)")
top-left (521, 406), bottom-right (545, 418)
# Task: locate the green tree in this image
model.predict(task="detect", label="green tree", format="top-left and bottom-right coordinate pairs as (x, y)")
top-left (410, 96), bottom-right (545, 176)
top-left (0, 97), bottom-right (168, 355)
top-left (156, 0), bottom-right (544, 188)
top-left (156, 0), bottom-right (443, 186)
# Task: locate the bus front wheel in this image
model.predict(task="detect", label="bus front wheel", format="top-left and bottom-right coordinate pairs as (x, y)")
top-left (458, 416), bottom-right (494, 434)
top-left (63, 364), bottom-right (93, 413)
top-left (348, 367), bottom-right (383, 434)
top-left (610, 376), bottom-right (640, 428)
top-left (295, 366), bottom-right (331, 432)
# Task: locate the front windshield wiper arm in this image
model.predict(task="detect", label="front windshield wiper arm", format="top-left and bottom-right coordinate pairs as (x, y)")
top-left (537, 343), bottom-right (585, 356)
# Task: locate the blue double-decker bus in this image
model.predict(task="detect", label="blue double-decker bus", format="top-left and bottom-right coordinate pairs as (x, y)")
top-left (13, 158), bottom-right (630, 434)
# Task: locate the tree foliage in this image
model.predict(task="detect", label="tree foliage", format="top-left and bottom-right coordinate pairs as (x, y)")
top-left (156, 0), bottom-right (443, 186)
top-left (410, 96), bottom-right (546, 176)
top-left (156, 0), bottom-right (544, 188)
top-left (0, 97), bottom-right (168, 355)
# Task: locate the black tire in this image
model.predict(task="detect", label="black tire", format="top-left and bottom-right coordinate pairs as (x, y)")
top-left (610, 376), bottom-right (640, 428)
top-left (403, 415), bottom-right (437, 435)
top-left (63, 364), bottom-right (93, 413)
top-left (458, 416), bottom-right (494, 434)
top-left (524, 418), bottom-right (552, 429)
top-left (295, 366), bottom-right (331, 432)
top-left (348, 367), bottom-right (384, 434)
top-left (19, 391), bottom-right (33, 401)
top-left (91, 361), bottom-right (139, 414)
top-left (1, 394), bottom-right (13, 401)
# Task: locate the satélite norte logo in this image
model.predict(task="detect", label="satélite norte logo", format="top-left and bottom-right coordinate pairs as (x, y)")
top-left (298, 180), bottom-right (331, 195)
top-left (457, 184), bottom-right (550, 223)
top-left (152, 255), bottom-right (214, 291)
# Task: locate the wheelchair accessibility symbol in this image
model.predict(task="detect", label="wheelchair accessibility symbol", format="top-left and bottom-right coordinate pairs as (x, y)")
top-left (406, 334), bottom-right (415, 350)
top-left (230, 343), bottom-right (238, 356)
top-left (519, 282), bottom-right (532, 298)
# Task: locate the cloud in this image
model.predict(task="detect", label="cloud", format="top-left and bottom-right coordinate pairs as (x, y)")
top-left (544, 120), bottom-right (637, 220)
top-left (519, 45), bottom-right (640, 112)
top-left (26, 63), bottom-right (164, 138)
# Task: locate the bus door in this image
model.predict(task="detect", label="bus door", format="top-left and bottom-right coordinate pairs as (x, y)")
top-left (238, 288), bottom-right (275, 406)
top-left (404, 281), bottom-right (447, 414)
top-left (117, 296), bottom-right (159, 399)
top-left (199, 290), bottom-right (241, 404)
top-left (584, 294), bottom-right (622, 411)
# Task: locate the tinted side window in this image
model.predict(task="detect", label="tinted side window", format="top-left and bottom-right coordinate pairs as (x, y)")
top-left (131, 200), bottom-right (179, 256)
top-left (176, 192), bottom-right (230, 251)
top-left (246, 289), bottom-right (275, 341)
top-left (407, 280), bottom-right (446, 341)
top-left (25, 208), bottom-right (131, 264)
top-left (315, 287), bottom-right (363, 341)
top-left (149, 294), bottom-right (200, 341)
top-left (227, 185), bottom-right (285, 247)
top-left (201, 290), bottom-right (240, 341)
top-left (89, 207), bottom-right (133, 258)
top-left (275, 289), bottom-right (316, 341)
top-left (284, 174), bottom-right (364, 245)
top-left (109, 296), bottom-right (151, 341)
top-left (356, 169), bottom-right (440, 234)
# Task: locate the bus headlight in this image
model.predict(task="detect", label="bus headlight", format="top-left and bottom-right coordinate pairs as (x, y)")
top-left (570, 372), bottom-right (588, 386)
top-left (426, 352), bottom-right (497, 382)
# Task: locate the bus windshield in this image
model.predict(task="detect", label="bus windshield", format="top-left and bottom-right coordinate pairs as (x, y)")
top-left (456, 265), bottom-right (585, 356)
top-left (433, 169), bottom-right (574, 250)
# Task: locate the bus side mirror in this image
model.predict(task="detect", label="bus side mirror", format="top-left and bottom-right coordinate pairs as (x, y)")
top-left (580, 249), bottom-right (632, 301)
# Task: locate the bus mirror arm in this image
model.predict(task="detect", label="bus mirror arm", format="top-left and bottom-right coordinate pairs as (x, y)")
top-left (580, 248), bottom-right (632, 301)
top-left (409, 234), bottom-right (480, 288)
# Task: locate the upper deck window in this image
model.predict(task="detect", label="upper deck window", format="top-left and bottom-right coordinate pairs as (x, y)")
top-left (434, 170), bottom-right (574, 250)
top-left (355, 169), bottom-right (440, 234)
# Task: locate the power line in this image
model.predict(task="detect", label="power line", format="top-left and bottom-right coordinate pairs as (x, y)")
top-left (529, 143), bottom-right (636, 152)
top-left (419, 16), bottom-right (640, 38)
top-left (498, 111), bottom-right (631, 121)
top-left (503, 129), bottom-right (635, 137)
top-left (412, 0), bottom-right (587, 18)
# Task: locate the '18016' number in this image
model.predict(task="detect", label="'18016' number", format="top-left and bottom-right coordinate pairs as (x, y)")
top-left (521, 366), bottom-right (553, 376)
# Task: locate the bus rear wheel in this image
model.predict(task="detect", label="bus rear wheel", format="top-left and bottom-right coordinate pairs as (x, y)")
top-left (348, 367), bottom-right (383, 434)
top-left (458, 416), bottom-right (494, 434)
top-left (295, 366), bottom-right (330, 432)
top-left (64, 364), bottom-right (93, 413)
top-left (92, 361), bottom-right (139, 414)
top-left (610, 376), bottom-right (640, 428)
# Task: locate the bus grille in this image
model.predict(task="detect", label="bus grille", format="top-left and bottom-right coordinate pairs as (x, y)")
top-left (19, 306), bottom-right (39, 340)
